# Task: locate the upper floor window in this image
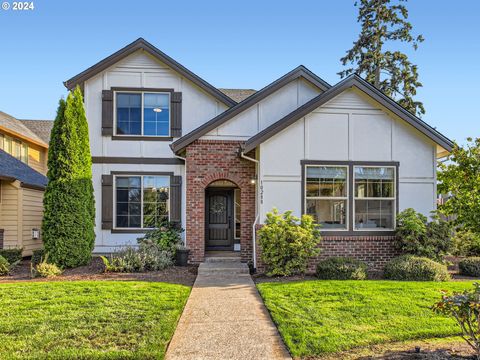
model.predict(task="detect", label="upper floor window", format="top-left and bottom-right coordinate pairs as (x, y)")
top-left (115, 92), bottom-right (170, 137)
top-left (0, 134), bottom-right (28, 164)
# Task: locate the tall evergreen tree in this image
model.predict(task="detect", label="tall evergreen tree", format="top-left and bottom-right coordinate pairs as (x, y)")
top-left (339, 0), bottom-right (425, 116)
top-left (42, 87), bottom-right (95, 268)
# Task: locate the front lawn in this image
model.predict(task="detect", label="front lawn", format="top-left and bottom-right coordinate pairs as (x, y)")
top-left (0, 281), bottom-right (190, 359)
top-left (257, 280), bottom-right (475, 358)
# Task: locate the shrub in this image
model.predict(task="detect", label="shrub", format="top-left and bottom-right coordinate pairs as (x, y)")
top-left (432, 283), bottom-right (480, 357)
top-left (31, 249), bottom-right (45, 266)
top-left (395, 208), bottom-right (452, 262)
top-left (35, 262), bottom-right (62, 278)
top-left (258, 208), bottom-right (321, 276)
top-left (459, 257), bottom-right (480, 277)
top-left (316, 257), bottom-right (367, 280)
top-left (137, 219), bottom-right (183, 257)
top-left (101, 241), bottom-right (172, 273)
top-left (384, 255), bottom-right (450, 281)
top-left (0, 256), bottom-right (10, 276)
top-left (42, 89), bottom-right (95, 268)
top-left (452, 230), bottom-right (480, 256)
top-left (0, 248), bottom-right (22, 264)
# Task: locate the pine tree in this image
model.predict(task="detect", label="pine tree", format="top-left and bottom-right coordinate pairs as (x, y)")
top-left (42, 87), bottom-right (95, 268)
top-left (339, 0), bottom-right (425, 116)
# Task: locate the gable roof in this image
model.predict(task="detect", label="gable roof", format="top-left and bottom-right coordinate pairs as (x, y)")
top-left (171, 65), bottom-right (331, 153)
top-left (243, 74), bottom-right (454, 153)
top-left (0, 111), bottom-right (48, 148)
top-left (219, 88), bottom-right (257, 103)
top-left (64, 38), bottom-right (237, 107)
top-left (0, 149), bottom-right (47, 189)
top-left (20, 119), bottom-right (54, 144)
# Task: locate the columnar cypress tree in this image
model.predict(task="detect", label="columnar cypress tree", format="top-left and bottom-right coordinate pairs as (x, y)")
top-left (42, 87), bottom-right (95, 268)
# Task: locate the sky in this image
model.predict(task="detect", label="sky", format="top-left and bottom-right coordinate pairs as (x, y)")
top-left (0, 0), bottom-right (479, 144)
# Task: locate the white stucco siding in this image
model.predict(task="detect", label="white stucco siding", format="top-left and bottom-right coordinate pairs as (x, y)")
top-left (92, 163), bottom-right (186, 253)
top-left (258, 89), bottom-right (437, 222)
top-left (84, 50), bottom-right (228, 158)
top-left (203, 78), bottom-right (322, 140)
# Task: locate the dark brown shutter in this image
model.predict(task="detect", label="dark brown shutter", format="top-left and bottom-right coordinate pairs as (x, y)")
top-left (170, 175), bottom-right (182, 225)
top-left (102, 174), bottom-right (113, 229)
top-left (0, 229), bottom-right (4, 249)
top-left (171, 92), bottom-right (182, 137)
top-left (102, 90), bottom-right (114, 136)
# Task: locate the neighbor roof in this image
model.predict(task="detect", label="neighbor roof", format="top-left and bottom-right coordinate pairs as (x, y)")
top-left (171, 65), bottom-right (331, 154)
top-left (0, 111), bottom-right (48, 148)
top-left (20, 120), bottom-right (54, 144)
top-left (0, 149), bottom-right (47, 189)
top-left (243, 74), bottom-right (454, 153)
top-left (64, 38), bottom-right (237, 107)
top-left (219, 89), bottom-right (257, 103)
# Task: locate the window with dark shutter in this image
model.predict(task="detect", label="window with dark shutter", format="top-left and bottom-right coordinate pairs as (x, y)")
top-left (169, 175), bottom-right (182, 224)
top-left (102, 90), bottom-right (114, 136)
top-left (170, 92), bottom-right (182, 137)
top-left (101, 174), bottom-right (113, 229)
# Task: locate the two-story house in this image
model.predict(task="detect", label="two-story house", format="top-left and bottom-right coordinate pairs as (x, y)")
top-left (0, 111), bottom-right (53, 255)
top-left (64, 38), bottom-right (453, 271)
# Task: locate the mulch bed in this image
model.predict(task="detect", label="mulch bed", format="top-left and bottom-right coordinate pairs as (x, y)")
top-left (0, 257), bottom-right (197, 286)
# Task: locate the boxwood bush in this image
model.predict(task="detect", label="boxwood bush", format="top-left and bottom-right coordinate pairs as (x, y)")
top-left (0, 248), bottom-right (22, 264)
top-left (459, 257), bottom-right (480, 277)
top-left (384, 255), bottom-right (450, 281)
top-left (316, 257), bottom-right (367, 280)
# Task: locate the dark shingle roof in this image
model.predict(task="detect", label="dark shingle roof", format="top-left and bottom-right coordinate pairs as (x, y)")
top-left (0, 149), bottom-right (47, 189)
top-left (20, 120), bottom-right (54, 144)
top-left (0, 111), bottom-right (48, 146)
top-left (219, 89), bottom-right (257, 103)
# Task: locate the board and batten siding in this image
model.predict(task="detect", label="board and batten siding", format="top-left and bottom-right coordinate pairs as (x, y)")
top-left (202, 78), bottom-right (321, 141)
top-left (258, 89), bottom-right (437, 222)
top-left (0, 181), bottom-right (20, 249)
top-left (21, 187), bottom-right (44, 255)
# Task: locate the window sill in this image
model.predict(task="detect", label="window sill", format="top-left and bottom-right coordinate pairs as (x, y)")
top-left (111, 229), bottom-right (151, 234)
top-left (321, 230), bottom-right (396, 236)
top-left (111, 136), bottom-right (174, 141)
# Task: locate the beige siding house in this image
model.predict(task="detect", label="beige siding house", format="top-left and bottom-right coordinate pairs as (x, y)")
top-left (0, 111), bottom-right (53, 256)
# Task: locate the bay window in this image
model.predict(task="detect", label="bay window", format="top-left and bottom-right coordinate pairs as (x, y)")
top-left (303, 161), bottom-right (397, 232)
top-left (115, 175), bottom-right (169, 229)
top-left (115, 91), bottom-right (170, 136)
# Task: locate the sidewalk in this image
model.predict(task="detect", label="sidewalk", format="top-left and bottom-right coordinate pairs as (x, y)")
top-left (165, 262), bottom-right (291, 360)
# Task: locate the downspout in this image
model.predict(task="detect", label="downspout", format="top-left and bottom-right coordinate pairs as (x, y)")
top-left (175, 154), bottom-right (187, 247)
top-left (240, 151), bottom-right (259, 269)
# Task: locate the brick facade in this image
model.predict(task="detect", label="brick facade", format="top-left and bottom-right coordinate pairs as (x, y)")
top-left (185, 140), bottom-right (256, 263)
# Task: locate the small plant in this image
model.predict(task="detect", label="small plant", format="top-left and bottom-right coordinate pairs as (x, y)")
top-left (459, 258), bottom-right (480, 277)
top-left (0, 256), bottom-right (10, 276)
top-left (137, 219), bottom-right (184, 258)
top-left (384, 255), bottom-right (450, 281)
top-left (0, 248), bottom-right (23, 264)
top-left (101, 241), bottom-right (173, 273)
top-left (175, 243), bottom-right (189, 251)
top-left (258, 208), bottom-right (321, 276)
top-left (395, 208), bottom-right (453, 262)
top-left (432, 283), bottom-right (480, 358)
top-left (35, 262), bottom-right (63, 278)
top-left (316, 257), bottom-right (367, 280)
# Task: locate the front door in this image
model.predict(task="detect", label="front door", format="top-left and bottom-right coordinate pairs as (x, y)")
top-left (205, 189), bottom-right (234, 250)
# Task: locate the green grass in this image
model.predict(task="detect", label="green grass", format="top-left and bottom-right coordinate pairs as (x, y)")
top-left (0, 281), bottom-right (190, 359)
top-left (257, 280), bottom-right (475, 357)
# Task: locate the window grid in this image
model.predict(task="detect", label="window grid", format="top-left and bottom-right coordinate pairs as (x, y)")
top-left (114, 91), bottom-right (171, 137)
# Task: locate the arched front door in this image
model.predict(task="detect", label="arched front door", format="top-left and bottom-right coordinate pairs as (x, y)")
top-left (205, 188), bottom-right (234, 250)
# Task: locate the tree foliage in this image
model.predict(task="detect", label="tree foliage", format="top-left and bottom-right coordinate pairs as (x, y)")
top-left (438, 138), bottom-right (480, 235)
top-left (339, 0), bottom-right (425, 116)
top-left (42, 87), bottom-right (95, 268)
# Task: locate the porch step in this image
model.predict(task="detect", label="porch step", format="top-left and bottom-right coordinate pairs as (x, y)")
top-left (205, 256), bottom-right (241, 263)
top-left (198, 262), bottom-right (249, 275)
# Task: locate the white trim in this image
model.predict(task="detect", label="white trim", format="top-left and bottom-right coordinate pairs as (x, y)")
top-left (304, 164), bottom-right (349, 231)
top-left (353, 165), bottom-right (396, 231)
top-left (113, 90), bottom-right (171, 138)
top-left (113, 174), bottom-right (171, 230)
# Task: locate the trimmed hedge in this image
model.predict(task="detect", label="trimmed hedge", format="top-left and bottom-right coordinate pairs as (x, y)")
top-left (31, 249), bottom-right (45, 266)
top-left (0, 256), bottom-right (9, 276)
top-left (0, 248), bottom-right (22, 264)
top-left (459, 257), bottom-right (480, 277)
top-left (316, 257), bottom-right (367, 280)
top-left (384, 255), bottom-right (450, 281)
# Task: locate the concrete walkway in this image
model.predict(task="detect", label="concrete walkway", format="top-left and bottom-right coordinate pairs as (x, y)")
top-left (166, 257), bottom-right (291, 360)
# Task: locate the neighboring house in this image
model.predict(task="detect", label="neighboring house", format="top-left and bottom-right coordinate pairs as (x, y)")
top-left (0, 112), bottom-right (53, 255)
top-left (64, 38), bottom-right (453, 270)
